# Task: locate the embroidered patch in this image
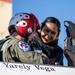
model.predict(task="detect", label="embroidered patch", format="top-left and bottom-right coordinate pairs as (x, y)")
top-left (18, 41), bottom-right (30, 51)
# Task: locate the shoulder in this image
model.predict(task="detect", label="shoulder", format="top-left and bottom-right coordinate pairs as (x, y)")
top-left (7, 37), bottom-right (19, 45)
top-left (57, 46), bottom-right (63, 53)
top-left (6, 39), bottom-right (31, 52)
top-left (14, 40), bottom-right (31, 52)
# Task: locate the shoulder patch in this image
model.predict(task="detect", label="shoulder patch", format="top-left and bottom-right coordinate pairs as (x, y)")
top-left (18, 41), bottom-right (31, 51)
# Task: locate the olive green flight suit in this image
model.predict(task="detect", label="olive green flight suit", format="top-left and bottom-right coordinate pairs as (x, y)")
top-left (2, 36), bottom-right (49, 64)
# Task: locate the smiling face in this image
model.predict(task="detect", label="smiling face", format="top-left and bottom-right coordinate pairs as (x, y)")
top-left (40, 22), bottom-right (59, 44)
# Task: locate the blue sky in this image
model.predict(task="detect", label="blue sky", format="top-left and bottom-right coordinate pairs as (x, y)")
top-left (12, 0), bottom-right (75, 66)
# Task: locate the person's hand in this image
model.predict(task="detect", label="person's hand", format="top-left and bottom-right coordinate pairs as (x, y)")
top-left (49, 58), bottom-right (56, 65)
top-left (27, 31), bottom-right (35, 44)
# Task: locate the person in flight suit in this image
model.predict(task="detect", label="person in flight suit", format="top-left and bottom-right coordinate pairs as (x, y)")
top-left (2, 12), bottom-right (49, 64)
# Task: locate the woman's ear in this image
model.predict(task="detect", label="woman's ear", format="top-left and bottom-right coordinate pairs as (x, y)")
top-left (38, 29), bottom-right (41, 33)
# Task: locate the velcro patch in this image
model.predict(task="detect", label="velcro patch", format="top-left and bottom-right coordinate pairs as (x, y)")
top-left (18, 41), bottom-right (31, 51)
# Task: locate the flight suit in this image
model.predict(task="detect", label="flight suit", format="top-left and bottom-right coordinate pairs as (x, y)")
top-left (2, 36), bottom-right (49, 64)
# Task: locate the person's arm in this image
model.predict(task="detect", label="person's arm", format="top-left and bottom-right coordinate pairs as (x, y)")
top-left (49, 51), bottom-right (63, 66)
top-left (10, 41), bottom-right (49, 64)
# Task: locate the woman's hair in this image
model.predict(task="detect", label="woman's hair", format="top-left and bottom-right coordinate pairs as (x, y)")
top-left (41, 17), bottom-right (61, 31)
top-left (41, 17), bottom-right (61, 36)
